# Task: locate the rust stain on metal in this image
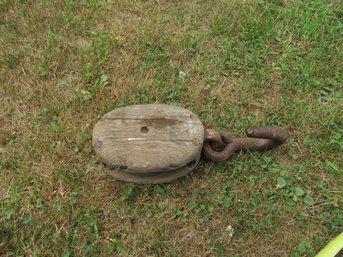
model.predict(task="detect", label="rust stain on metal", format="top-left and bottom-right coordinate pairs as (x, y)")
top-left (203, 125), bottom-right (288, 161)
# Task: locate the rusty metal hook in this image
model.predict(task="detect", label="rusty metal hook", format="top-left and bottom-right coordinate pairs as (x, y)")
top-left (203, 125), bottom-right (288, 161)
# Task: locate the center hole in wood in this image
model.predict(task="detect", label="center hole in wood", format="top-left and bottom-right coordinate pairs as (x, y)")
top-left (141, 126), bottom-right (149, 133)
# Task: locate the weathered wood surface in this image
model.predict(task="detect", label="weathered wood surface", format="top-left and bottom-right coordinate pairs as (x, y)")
top-left (106, 152), bottom-right (201, 184)
top-left (92, 104), bottom-right (204, 174)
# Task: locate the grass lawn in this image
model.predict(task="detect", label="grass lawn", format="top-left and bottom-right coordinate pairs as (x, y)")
top-left (0, 0), bottom-right (342, 256)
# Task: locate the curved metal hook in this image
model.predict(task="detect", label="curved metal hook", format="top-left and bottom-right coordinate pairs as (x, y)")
top-left (203, 126), bottom-right (288, 161)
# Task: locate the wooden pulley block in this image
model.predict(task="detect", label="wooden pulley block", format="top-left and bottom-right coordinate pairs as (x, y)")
top-left (92, 104), bottom-right (204, 184)
top-left (93, 104), bottom-right (289, 184)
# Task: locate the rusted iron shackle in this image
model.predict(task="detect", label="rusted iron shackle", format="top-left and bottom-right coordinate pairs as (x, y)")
top-left (203, 125), bottom-right (288, 161)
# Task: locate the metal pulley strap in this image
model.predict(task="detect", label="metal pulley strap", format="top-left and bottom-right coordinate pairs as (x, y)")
top-left (203, 125), bottom-right (288, 161)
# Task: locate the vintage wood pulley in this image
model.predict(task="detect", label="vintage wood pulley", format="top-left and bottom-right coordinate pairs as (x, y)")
top-left (92, 104), bottom-right (288, 184)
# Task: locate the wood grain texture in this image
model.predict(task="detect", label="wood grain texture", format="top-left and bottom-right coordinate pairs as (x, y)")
top-left (92, 104), bottom-right (204, 174)
top-left (105, 152), bottom-right (201, 184)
